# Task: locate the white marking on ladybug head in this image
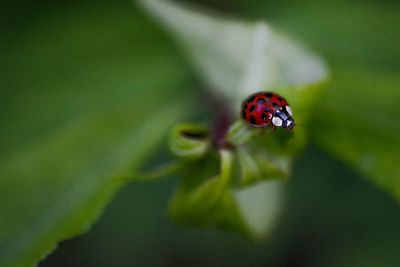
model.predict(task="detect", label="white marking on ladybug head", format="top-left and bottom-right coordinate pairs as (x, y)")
top-left (284, 119), bottom-right (294, 129)
top-left (285, 106), bottom-right (293, 116)
top-left (272, 116), bottom-right (283, 127)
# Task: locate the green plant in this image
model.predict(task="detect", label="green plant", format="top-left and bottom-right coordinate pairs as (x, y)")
top-left (0, 0), bottom-right (399, 266)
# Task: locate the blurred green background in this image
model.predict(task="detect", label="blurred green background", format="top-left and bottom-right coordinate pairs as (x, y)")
top-left (43, 147), bottom-right (400, 267)
top-left (1, 0), bottom-right (399, 266)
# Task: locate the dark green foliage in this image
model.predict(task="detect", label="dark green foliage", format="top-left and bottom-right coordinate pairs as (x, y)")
top-left (0, 0), bottom-right (399, 266)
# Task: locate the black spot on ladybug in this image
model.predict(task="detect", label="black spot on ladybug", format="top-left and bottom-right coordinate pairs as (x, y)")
top-left (257, 99), bottom-right (265, 105)
top-left (250, 116), bottom-right (256, 125)
top-left (243, 103), bottom-right (248, 110)
top-left (247, 95), bottom-right (255, 103)
top-left (242, 110), bottom-right (246, 119)
top-left (277, 96), bottom-right (283, 101)
top-left (261, 113), bottom-right (267, 120)
top-left (264, 107), bottom-right (270, 112)
top-left (265, 93), bottom-right (272, 98)
top-left (272, 102), bottom-right (278, 108)
top-left (249, 105), bottom-right (255, 112)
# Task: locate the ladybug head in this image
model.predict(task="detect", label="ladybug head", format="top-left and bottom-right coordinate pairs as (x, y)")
top-left (272, 106), bottom-right (295, 130)
top-left (282, 117), bottom-right (295, 130)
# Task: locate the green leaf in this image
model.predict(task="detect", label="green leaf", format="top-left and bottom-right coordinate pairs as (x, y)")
top-left (0, 98), bottom-right (189, 267)
top-left (310, 68), bottom-right (400, 201)
top-left (225, 120), bottom-right (257, 146)
top-left (236, 146), bottom-right (288, 186)
top-left (226, 121), bottom-right (290, 185)
top-left (140, 0), bottom-right (329, 238)
top-left (169, 149), bottom-right (285, 239)
top-left (138, 0), bottom-right (328, 111)
top-left (169, 150), bottom-right (247, 231)
top-left (139, 0), bottom-right (328, 158)
top-left (233, 180), bottom-right (284, 239)
top-left (0, 3), bottom-right (193, 267)
top-left (241, 0), bottom-right (400, 203)
top-left (169, 123), bottom-right (211, 160)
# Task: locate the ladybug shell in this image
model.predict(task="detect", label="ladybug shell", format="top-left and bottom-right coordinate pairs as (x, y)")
top-left (241, 91), bottom-right (289, 128)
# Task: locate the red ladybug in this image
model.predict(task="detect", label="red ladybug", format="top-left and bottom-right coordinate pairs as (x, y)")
top-left (241, 91), bottom-right (295, 129)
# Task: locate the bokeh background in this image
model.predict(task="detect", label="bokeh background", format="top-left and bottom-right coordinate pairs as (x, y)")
top-left (1, 0), bottom-right (399, 266)
top-left (43, 148), bottom-right (400, 267)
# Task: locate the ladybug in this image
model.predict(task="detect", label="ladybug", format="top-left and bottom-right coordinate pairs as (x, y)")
top-left (241, 91), bottom-right (295, 130)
